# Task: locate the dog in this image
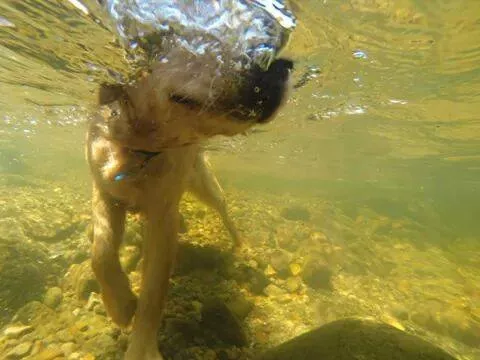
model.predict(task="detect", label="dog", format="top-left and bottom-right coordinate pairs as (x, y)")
top-left (85, 5), bottom-right (294, 360)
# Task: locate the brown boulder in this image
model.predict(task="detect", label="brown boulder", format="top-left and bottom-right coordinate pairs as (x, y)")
top-left (256, 318), bottom-right (457, 360)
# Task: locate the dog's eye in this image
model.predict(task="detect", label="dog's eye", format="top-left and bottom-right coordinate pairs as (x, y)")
top-left (169, 94), bottom-right (201, 108)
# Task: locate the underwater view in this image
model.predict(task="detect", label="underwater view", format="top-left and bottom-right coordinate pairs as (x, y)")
top-left (0, 0), bottom-right (479, 359)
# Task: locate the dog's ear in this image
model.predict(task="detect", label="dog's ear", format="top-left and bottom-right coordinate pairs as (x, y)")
top-left (98, 84), bottom-right (125, 105)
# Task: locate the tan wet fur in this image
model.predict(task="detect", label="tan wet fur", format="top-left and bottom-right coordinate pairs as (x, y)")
top-left (86, 49), bottom-right (291, 360)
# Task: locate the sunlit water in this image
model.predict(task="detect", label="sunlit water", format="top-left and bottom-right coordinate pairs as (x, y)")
top-left (1, 0), bottom-right (479, 359)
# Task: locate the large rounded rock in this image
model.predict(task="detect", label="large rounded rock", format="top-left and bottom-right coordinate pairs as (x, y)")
top-left (63, 260), bottom-right (100, 301)
top-left (255, 318), bottom-right (457, 360)
top-left (0, 233), bottom-right (52, 324)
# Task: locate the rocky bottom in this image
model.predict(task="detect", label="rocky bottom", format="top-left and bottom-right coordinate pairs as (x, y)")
top-left (0, 176), bottom-right (479, 359)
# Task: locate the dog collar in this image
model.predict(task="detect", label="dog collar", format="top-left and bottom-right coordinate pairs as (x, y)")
top-left (113, 149), bottom-right (161, 182)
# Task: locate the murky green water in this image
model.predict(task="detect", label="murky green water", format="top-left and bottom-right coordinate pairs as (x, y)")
top-left (1, 0), bottom-right (479, 359)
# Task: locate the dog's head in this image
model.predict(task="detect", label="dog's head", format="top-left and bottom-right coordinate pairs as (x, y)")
top-left (98, 0), bottom-right (296, 148)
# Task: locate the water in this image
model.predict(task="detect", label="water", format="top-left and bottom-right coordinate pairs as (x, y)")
top-left (0, 0), bottom-right (479, 359)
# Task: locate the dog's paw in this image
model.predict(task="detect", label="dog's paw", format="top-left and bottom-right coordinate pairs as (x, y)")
top-left (102, 291), bottom-right (137, 327)
top-left (233, 239), bottom-right (251, 256)
top-left (124, 344), bottom-right (164, 360)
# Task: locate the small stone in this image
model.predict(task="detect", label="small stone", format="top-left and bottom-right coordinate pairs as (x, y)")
top-left (6, 342), bottom-right (33, 359)
top-left (81, 354), bottom-right (96, 360)
top-left (269, 250), bottom-right (292, 278)
top-left (232, 264), bottom-right (270, 295)
top-left (226, 296), bottom-right (254, 320)
top-left (93, 304), bottom-right (106, 315)
top-left (191, 300), bottom-right (203, 314)
top-left (120, 245), bottom-right (141, 273)
top-left (201, 298), bottom-right (247, 346)
top-left (285, 277), bottom-right (302, 294)
top-left (280, 206), bottom-right (311, 221)
top-left (310, 232), bottom-right (328, 242)
top-left (74, 319), bottom-right (90, 332)
top-left (83, 333), bottom-right (117, 355)
top-left (264, 284), bottom-right (287, 297)
top-left (264, 264), bottom-right (276, 276)
top-left (43, 287), bottom-right (63, 309)
top-left (289, 263), bottom-right (302, 276)
top-left (35, 348), bottom-right (64, 360)
top-left (63, 261), bottom-right (100, 301)
top-left (30, 341), bottom-right (44, 356)
top-left (301, 261), bottom-right (333, 291)
top-left (56, 329), bottom-right (75, 343)
top-left (203, 349), bottom-right (217, 360)
top-left (85, 292), bottom-right (102, 311)
top-left (3, 325), bottom-right (34, 339)
top-left (61, 343), bottom-right (78, 356)
top-left (390, 303), bottom-right (409, 321)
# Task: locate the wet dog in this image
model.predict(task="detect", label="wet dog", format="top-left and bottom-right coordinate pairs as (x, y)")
top-left (86, 17), bottom-right (293, 360)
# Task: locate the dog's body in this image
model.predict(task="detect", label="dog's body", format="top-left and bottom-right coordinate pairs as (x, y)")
top-left (87, 38), bottom-right (292, 360)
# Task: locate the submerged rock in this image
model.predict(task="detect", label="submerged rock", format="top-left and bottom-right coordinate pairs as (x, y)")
top-left (0, 235), bottom-right (52, 324)
top-left (255, 318), bottom-right (457, 360)
top-left (3, 325), bottom-right (34, 339)
top-left (301, 260), bottom-right (333, 291)
top-left (5, 341), bottom-right (33, 359)
top-left (226, 296), bottom-right (254, 321)
top-left (63, 260), bottom-right (100, 301)
top-left (43, 287), bottom-right (63, 309)
top-left (269, 249), bottom-right (292, 278)
top-left (280, 205), bottom-right (311, 222)
top-left (35, 347), bottom-right (64, 360)
top-left (201, 298), bottom-right (247, 347)
top-left (175, 242), bottom-right (229, 275)
top-left (12, 301), bottom-right (54, 326)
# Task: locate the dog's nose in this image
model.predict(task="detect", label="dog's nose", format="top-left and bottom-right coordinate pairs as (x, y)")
top-left (236, 58), bottom-right (294, 123)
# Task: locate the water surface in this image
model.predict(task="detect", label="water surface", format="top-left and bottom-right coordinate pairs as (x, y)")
top-left (0, 0), bottom-right (479, 358)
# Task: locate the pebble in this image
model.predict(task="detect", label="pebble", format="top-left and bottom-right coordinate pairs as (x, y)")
top-left (3, 325), bottom-right (34, 339)
top-left (264, 264), bottom-right (276, 276)
top-left (120, 245), bottom-right (141, 273)
top-left (85, 293), bottom-right (102, 311)
top-left (201, 298), bottom-right (247, 346)
top-left (30, 341), bottom-right (43, 356)
top-left (269, 250), bottom-right (292, 278)
top-left (301, 261), bottom-right (333, 291)
top-left (285, 277), bottom-right (302, 294)
top-left (35, 347), bottom-right (64, 360)
top-left (280, 205), bottom-right (311, 221)
top-left (5, 342), bottom-right (33, 359)
top-left (264, 284), bottom-right (287, 297)
top-left (43, 287), bottom-right (63, 309)
top-left (390, 303), bottom-right (409, 321)
top-left (226, 296), bottom-right (254, 320)
top-left (61, 342), bottom-right (77, 356)
top-left (289, 263), bottom-right (302, 276)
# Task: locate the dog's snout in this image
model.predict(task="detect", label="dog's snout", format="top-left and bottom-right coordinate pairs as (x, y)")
top-left (268, 58), bottom-right (294, 81)
top-left (235, 58), bottom-right (294, 123)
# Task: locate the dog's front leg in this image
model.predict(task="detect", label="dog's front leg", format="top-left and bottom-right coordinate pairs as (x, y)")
top-left (125, 199), bottom-right (180, 360)
top-left (91, 186), bottom-right (137, 327)
top-left (188, 152), bottom-right (241, 247)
